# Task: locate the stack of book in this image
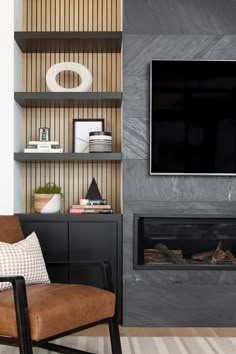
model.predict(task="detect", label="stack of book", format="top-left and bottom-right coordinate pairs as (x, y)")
top-left (24, 141), bottom-right (63, 153)
top-left (70, 199), bottom-right (113, 214)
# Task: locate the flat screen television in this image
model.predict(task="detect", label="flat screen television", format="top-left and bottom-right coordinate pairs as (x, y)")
top-left (150, 60), bottom-right (236, 175)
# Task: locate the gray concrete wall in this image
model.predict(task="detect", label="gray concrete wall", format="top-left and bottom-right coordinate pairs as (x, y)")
top-left (123, 0), bottom-right (236, 326)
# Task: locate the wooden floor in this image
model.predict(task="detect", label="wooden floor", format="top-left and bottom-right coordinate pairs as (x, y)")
top-left (76, 324), bottom-right (236, 337)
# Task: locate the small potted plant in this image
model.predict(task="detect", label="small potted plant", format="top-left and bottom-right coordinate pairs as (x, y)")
top-left (33, 182), bottom-right (62, 213)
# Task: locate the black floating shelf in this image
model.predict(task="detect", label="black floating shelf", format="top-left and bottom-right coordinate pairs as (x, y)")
top-left (16, 213), bottom-right (122, 221)
top-left (14, 152), bottom-right (122, 162)
top-left (14, 31), bottom-right (122, 52)
top-left (14, 92), bottom-right (122, 108)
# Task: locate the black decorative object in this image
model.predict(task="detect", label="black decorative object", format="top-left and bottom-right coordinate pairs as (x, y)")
top-left (85, 178), bottom-right (102, 200)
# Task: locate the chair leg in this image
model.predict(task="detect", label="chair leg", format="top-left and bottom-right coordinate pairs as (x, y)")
top-left (13, 278), bottom-right (33, 354)
top-left (108, 318), bottom-right (122, 354)
top-left (18, 335), bottom-right (33, 354)
top-left (17, 311), bottom-right (33, 354)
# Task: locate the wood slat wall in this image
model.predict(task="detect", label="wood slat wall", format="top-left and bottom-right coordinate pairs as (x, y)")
top-left (23, 161), bottom-right (121, 213)
top-left (21, 0), bottom-right (122, 213)
top-left (22, 107), bottom-right (121, 152)
top-left (23, 51), bottom-right (121, 92)
top-left (23, 0), bottom-right (121, 32)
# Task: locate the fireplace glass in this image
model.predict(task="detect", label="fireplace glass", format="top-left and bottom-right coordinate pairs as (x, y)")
top-left (134, 216), bottom-right (236, 269)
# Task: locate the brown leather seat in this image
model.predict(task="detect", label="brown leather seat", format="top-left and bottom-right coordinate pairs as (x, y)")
top-left (0, 283), bottom-right (115, 341)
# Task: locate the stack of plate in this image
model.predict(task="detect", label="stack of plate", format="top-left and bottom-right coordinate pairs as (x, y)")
top-left (89, 132), bottom-right (112, 152)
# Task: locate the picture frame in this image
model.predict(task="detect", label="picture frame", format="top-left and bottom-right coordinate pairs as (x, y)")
top-left (39, 127), bottom-right (50, 141)
top-left (73, 119), bottom-right (104, 153)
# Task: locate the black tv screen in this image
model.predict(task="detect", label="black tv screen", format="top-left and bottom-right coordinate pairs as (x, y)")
top-left (150, 60), bottom-right (236, 175)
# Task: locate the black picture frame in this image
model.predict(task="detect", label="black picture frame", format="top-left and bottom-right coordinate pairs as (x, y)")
top-left (73, 119), bottom-right (104, 153)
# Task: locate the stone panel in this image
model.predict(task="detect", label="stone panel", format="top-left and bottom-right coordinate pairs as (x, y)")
top-left (123, 119), bottom-right (149, 159)
top-left (123, 160), bottom-right (236, 202)
top-left (123, 284), bottom-right (236, 326)
top-left (124, 0), bottom-right (236, 35)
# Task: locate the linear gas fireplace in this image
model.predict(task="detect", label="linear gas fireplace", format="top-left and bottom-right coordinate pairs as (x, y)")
top-left (134, 214), bottom-right (236, 270)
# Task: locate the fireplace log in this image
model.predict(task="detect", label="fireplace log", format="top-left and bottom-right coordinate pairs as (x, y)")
top-left (144, 249), bottom-right (183, 264)
top-left (145, 249), bottom-right (182, 256)
top-left (211, 241), bottom-right (225, 264)
top-left (153, 243), bottom-right (187, 264)
top-left (211, 242), bottom-right (236, 264)
top-left (191, 250), bottom-right (215, 262)
top-left (145, 242), bottom-right (236, 265)
top-left (224, 250), bottom-right (236, 264)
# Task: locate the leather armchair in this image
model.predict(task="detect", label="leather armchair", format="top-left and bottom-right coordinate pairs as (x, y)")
top-left (0, 216), bottom-right (122, 354)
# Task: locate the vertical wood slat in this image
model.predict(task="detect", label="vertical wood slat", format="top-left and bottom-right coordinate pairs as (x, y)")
top-left (23, 0), bottom-right (27, 31)
top-left (31, 0), bottom-right (36, 31)
top-left (37, 0), bottom-right (41, 32)
top-left (117, 0), bottom-right (121, 31)
top-left (107, 0), bottom-right (112, 31)
top-left (60, 0), bottom-right (65, 31)
top-left (83, 0), bottom-right (88, 32)
top-left (55, 0), bottom-right (60, 31)
top-left (103, 0), bottom-right (107, 32)
top-left (64, 0), bottom-right (70, 31)
top-left (97, 0), bottom-right (102, 31)
top-left (69, 0), bottom-right (74, 31)
top-left (89, 0), bottom-right (93, 31)
top-left (93, 0), bottom-right (98, 32)
top-left (41, 0), bottom-right (46, 32)
top-left (74, 0), bottom-right (78, 32)
top-left (23, 0), bottom-right (122, 31)
top-left (51, 0), bottom-right (55, 32)
top-left (46, 0), bottom-right (51, 31)
top-left (27, 0), bottom-right (32, 31)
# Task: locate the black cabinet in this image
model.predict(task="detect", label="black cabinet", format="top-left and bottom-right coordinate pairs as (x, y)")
top-left (20, 219), bottom-right (69, 283)
top-left (69, 220), bottom-right (122, 316)
top-left (17, 214), bottom-right (122, 321)
top-left (20, 220), bottom-right (68, 262)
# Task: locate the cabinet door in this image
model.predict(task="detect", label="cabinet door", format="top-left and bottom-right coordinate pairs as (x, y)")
top-left (20, 220), bottom-right (68, 283)
top-left (69, 221), bottom-right (118, 290)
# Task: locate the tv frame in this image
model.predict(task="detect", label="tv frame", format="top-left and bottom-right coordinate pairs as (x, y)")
top-left (150, 59), bottom-right (236, 176)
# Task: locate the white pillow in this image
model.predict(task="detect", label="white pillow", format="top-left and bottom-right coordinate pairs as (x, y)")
top-left (0, 232), bottom-right (50, 291)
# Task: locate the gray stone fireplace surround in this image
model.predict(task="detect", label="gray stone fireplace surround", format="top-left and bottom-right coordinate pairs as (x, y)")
top-left (123, 0), bottom-right (236, 326)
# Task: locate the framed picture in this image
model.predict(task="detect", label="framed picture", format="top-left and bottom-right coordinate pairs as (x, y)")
top-left (73, 119), bottom-right (104, 153)
top-left (39, 127), bottom-right (50, 141)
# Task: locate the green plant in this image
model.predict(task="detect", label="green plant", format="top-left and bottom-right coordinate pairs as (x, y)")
top-left (34, 182), bottom-right (62, 194)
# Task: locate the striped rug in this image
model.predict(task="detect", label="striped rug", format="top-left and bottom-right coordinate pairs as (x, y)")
top-left (1, 336), bottom-right (236, 353)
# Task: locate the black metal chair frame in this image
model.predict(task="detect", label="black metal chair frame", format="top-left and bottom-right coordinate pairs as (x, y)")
top-left (0, 261), bottom-right (122, 354)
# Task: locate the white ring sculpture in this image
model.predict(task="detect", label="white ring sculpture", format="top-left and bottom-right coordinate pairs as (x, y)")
top-left (46, 62), bottom-right (93, 92)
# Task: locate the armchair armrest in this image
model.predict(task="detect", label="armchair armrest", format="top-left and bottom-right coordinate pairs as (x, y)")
top-left (71, 260), bottom-right (114, 292)
top-left (0, 276), bottom-right (32, 347)
top-left (0, 275), bottom-right (25, 285)
top-left (0, 276), bottom-right (28, 307)
top-left (67, 261), bottom-right (118, 318)
top-left (46, 260), bottom-right (114, 292)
